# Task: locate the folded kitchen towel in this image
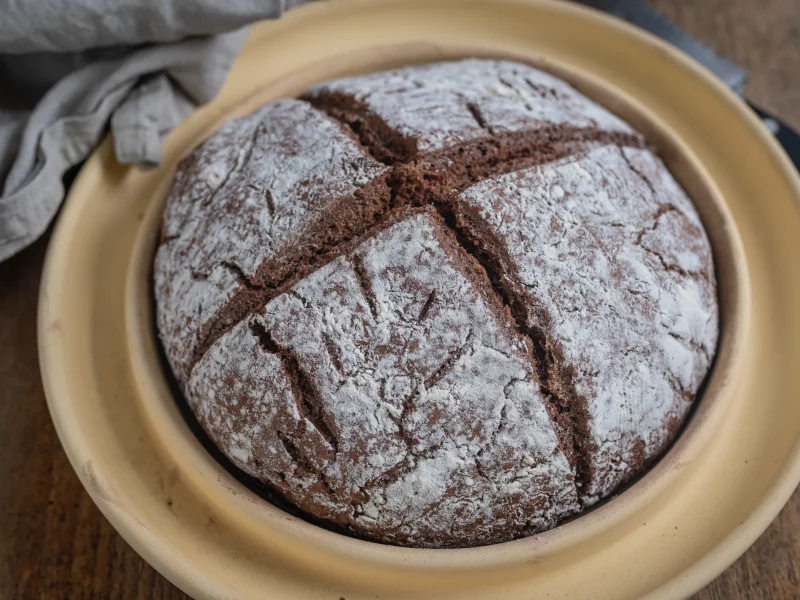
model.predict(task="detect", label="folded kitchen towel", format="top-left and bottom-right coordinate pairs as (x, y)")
top-left (0, 0), bottom-right (307, 263)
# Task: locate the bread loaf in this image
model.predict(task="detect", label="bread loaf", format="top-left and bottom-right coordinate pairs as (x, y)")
top-left (154, 59), bottom-right (718, 548)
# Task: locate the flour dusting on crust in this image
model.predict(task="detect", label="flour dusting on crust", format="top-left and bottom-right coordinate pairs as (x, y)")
top-left (156, 59), bottom-right (719, 547)
top-left (187, 211), bottom-right (580, 547)
top-left (457, 145), bottom-right (718, 500)
top-left (154, 100), bottom-right (386, 383)
top-left (305, 59), bottom-right (634, 154)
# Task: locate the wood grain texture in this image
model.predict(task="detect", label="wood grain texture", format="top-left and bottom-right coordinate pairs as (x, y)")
top-left (0, 1), bottom-right (798, 598)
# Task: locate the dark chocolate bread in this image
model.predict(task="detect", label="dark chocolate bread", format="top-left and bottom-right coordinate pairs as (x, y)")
top-left (154, 59), bottom-right (718, 548)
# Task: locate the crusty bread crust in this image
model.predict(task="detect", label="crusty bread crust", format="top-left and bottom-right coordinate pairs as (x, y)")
top-left (154, 59), bottom-right (718, 548)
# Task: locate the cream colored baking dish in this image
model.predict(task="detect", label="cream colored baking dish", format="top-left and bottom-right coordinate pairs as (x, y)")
top-left (39, 1), bottom-right (800, 598)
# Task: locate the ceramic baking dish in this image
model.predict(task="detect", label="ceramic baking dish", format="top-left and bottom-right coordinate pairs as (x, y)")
top-left (39, 1), bottom-right (800, 598)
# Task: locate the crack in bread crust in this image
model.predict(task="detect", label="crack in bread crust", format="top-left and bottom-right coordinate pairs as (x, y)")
top-left (187, 123), bottom-right (648, 375)
top-left (249, 319), bottom-right (340, 453)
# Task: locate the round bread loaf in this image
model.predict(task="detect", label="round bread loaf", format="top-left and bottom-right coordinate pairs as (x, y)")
top-left (154, 59), bottom-right (718, 548)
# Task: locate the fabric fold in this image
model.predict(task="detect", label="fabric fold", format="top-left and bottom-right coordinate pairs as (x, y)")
top-left (0, 0), bottom-right (302, 262)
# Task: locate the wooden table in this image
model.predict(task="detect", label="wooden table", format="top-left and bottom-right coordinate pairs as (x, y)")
top-left (1, 1), bottom-right (798, 597)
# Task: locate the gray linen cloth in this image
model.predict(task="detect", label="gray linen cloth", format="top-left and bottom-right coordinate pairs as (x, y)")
top-left (0, 0), bottom-right (306, 263)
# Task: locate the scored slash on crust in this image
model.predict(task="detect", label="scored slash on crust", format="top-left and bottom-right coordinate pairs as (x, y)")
top-left (249, 318), bottom-right (340, 453)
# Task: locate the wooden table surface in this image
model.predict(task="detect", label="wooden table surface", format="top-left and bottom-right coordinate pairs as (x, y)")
top-left (1, 1), bottom-right (798, 598)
